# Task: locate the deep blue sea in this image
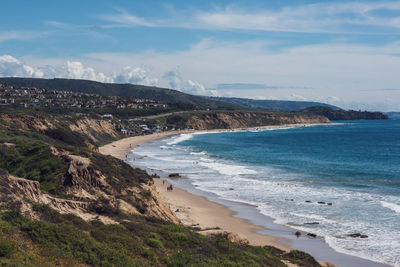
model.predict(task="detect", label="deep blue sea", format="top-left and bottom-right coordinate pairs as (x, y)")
top-left (130, 120), bottom-right (400, 266)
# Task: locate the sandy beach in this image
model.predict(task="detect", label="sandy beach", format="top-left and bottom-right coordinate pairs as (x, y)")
top-left (99, 130), bottom-right (188, 161)
top-left (99, 124), bottom-right (328, 250)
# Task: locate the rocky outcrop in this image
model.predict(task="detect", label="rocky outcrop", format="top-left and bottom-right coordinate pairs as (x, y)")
top-left (0, 169), bottom-right (115, 223)
top-left (0, 149), bottom-right (179, 225)
top-left (60, 153), bottom-right (178, 223)
top-left (185, 112), bottom-right (330, 130)
top-left (63, 154), bottom-right (111, 199)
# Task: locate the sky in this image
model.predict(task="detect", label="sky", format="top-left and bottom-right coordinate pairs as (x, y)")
top-left (1, 0), bottom-right (400, 111)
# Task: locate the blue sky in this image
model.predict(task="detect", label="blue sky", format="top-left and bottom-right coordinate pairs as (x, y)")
top-left (1, 0), bottom-right (400, 111)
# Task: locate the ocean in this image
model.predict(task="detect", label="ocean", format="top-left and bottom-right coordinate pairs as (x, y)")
top-left (128, 119), bottom-right (400, 266)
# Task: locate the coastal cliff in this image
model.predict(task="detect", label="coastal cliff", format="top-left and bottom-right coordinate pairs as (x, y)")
top-left (0, 111), bottom-right (323, 266)
top-left (0, 113), bottom-right (178, 224)
top-left (300, 106), bottom-right (389, 120)
top-left (181, 111), bottom-right (330, 130)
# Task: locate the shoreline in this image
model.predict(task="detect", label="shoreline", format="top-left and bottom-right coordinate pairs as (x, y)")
top-left (99, 123), bottom-right (390, 267)
top-left (99, 123), bottom-right (327, 251)
top-left (99, 123), bottom-right (331, 161)
top-left (153, 177), bottom-right (289, 250)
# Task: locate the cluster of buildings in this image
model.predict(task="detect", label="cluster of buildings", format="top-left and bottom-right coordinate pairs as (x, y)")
top-left (0, 84), bottom-right (168, 110)
top-left (113, 119), bottom-right (192, 137)
top-left (0, 83), bottom-right (193, 137)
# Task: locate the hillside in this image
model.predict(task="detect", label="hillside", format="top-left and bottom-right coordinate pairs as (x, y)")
top-left (0, 110), bottom-right (324, 266)
top-left (150, 111), bottom-right (330, 130)
top-left (385, 112), bottom-right (400, 119)
top-left (0, 77), bottom-right (245, 111)
top-left (208, 97), bottom-right (341, 111)
top-left (300, 106), bottom-right (389, 120)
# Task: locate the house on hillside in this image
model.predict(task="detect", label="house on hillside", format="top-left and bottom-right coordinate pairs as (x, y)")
top-left (101, 114), bottom-right (113, 120)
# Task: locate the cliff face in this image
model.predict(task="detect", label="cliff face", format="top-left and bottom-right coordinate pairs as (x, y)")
top-left (300, 106), bottom-right (389, 120)
top-left (0, 114), bottom-right (122, 149)
top-left (185, 112), bottom-right (330, 130)
top-left (0, 150), bottom-right (179, 225)
top-left (69, 118), bottom-right (122, 146)
top-left (0, 114), bottom-right (179, 225)
top-left (0, 114), bottom-right (56, 132)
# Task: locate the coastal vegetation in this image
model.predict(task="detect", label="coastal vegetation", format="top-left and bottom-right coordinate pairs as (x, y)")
top-left (0, 205), bottom-right (321, 266)
top-left (0, 107), bottom-right (324, 266)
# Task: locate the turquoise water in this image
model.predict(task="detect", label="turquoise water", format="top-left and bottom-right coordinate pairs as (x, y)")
top-left (131, 120), bottom-right (400, 266)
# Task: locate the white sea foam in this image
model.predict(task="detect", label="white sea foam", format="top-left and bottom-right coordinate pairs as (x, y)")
top-left (291, 212), bottom-right (337, 224)
top-left (166, 134), bottom-right (193, 145)
top-left (199, 157), bottom-right (214, 162)
top-left (380, 201), bottom-right (400, 214)
top-left (190, 151), bottom-right (207, 156)
top-left (198, 161), bottom-right (257, 176)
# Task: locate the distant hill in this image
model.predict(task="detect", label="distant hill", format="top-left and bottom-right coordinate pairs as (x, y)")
top-left (208, 96), bottom-right (341, 111)
top-left (301, 106), bottom-right (389, 120)
top-left (0, 77), bottom-right (245, 111)
top-left (385, 112), bottom-right (400, 119)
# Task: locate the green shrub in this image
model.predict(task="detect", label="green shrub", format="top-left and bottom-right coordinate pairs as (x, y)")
top-left (163, 224), bottom-right (184, 232)
top-left (0, 142), bottom-right (67, 193)
top-left (45, 128), bottom-right (86, 147)
top-left (0, 239), bottom-right (16, 257)
top-left (283, 250), bottom-right (321, 267)
top-left (146, 238), bottom-right (164, 249)
top-left (142, 249), bottom-right (159, 264)
top-left (166, 251), bottom-right (192, 267)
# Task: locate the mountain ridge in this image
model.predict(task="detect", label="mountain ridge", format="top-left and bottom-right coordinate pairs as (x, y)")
top-left (0, 77), bottom-right (246, 110)
top-left (208, 96), bottom-right (341, 111)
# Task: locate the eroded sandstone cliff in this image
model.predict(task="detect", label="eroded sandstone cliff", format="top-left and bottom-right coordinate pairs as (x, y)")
top-left (185, 112), bottom-right (330, 130)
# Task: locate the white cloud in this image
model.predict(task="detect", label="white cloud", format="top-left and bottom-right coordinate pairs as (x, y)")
top-left (97, 2), bottom-right (400, 34)
top-left (186, 80), bottom-right (215, 96)
top-left (163, 68), bottom-right (183, 91)
top-left (0, 55), bottom-right (158, 86)
top-left (287, 93), bottom-right (307, 101)
top-left (0, 31), bottom-right (45, 43)
top-left (99, 8), bottom-right (153, 27)
top-left (0, 55), bottom-right (43, 78)
top-left (65, 61), bottom-right (113, 83)
top-left (325, 95), bottom-right (341, 104)
top-left (196, 2), bottom-right (400, 33)
top-left (113, 66), bottom-right (158, 86)
top-left (162, 68), bottom-right (216, 96)
top-left (0, 54), bottom-right (214, 96)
